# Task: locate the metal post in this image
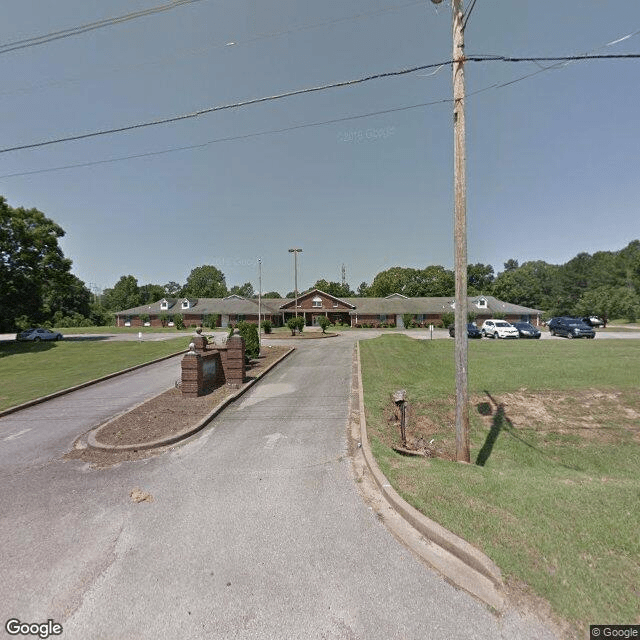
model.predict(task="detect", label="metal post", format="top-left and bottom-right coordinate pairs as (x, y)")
top-left (258, 258), bottom-right (262, 351)
top-left (288, 248), bottom-right (302, 319)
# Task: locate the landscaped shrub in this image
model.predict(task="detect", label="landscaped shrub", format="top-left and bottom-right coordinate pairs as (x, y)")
top-left (261, 319), bottom-right (272, 334)
top-left (317, 316), bottom-right (331, 333)
top-left (286, 318), bottom-right (298, 335)
top-left (403, 313), bottom-right (414, 329)
top-left (204, 314), bottom-right (219, 329)
top-left (174, 314), bottom-right (185, 330)
top-left (159, 313), bottom-right (168, 327)
top-left (237, 321), bottom-right (260, 359)
top-left (294, 317), bottom-right (305, 333)
top-left (441, 312), bottom-right (455, 328)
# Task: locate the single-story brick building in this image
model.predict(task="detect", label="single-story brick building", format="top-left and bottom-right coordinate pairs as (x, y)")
top-left (115, 290), bottom-right (543, 329)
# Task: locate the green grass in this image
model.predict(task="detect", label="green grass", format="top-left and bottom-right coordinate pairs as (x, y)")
top-left (0, 338), bottom-right (189, 410)
top-left (360, 335), bottom-right (640, 636)
top-left (52, 325), bottom-right (194, 334)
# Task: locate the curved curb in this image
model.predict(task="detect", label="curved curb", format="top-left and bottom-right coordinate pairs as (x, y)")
top-left (354, 342), bottom-right (504, 603)
top-left (0, 350), bottom-right (187, 418)
top-left (88, 347), bottom-right (296, 452)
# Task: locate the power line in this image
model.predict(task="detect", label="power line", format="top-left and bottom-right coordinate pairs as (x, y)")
top-left (0, 0), bottom-right (433, 99)
top-left (0, 60), bottom-right (454, 155)
top-left (0, 51), bottom-right (638, 157)
top-left (0, 0), bottom-right (208, 56)
top-left (0, 98), bottom-right (451, 179)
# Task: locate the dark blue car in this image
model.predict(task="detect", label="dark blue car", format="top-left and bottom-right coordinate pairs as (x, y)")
top-left (512, 322), bottom-right (541, 339)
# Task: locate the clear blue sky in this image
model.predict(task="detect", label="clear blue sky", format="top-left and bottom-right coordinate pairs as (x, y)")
top-left (1, 0), bottom-right (639, 296)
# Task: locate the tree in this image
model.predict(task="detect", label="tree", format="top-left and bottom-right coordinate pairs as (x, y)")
top-left (164, 281), bottom-right (182, 297)
top-left (357, 281), bottom-right (370, 296)
top-left (182, 265), bottom-right (227, 298)
top-left (229, 282), bottom-right (254, 298)
top-left (102, 275), bottom-right (141, 311)
top-left (574, 286), bottom-right (640, 325)
top-left (0, 197), bottom-right (75, 331)
top-left (503, 258), bottom-right (519, 272)
top-left (466, 263), bottom-right (494, 294)
top-left (368, 265), bottom-right (454, 298)
top-left (312, 279), bottom-right (353, 298)
top-left (139, 283), bottom-right (165, 305)
top-left (43, 273), bottom-right (92, 321)
top-left (262, 291), bottom-right (282, 299)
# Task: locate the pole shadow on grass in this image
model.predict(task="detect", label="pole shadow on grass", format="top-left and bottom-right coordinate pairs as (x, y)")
top-left (475, 390), bottom-right (582, 471)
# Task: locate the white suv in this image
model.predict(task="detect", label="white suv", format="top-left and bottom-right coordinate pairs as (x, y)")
top-left (481, 319), bottom-right (519, 339)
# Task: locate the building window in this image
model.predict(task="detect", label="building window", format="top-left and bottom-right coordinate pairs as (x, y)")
top-left (379, 314), bottom-right (387, 322)
top-left (312, 296), bottom-right (322, 308)
top-left (476, 298), bottom-right (487, 309)
top-left (333, 302), bottom-right (338, 308)
top-left (182, 300), bottom-right (190, 309)
top-left (160, 300), bottom-right (168, 310)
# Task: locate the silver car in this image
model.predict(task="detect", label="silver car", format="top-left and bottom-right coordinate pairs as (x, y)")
top-left (16, 327), bottom-right (63, 342)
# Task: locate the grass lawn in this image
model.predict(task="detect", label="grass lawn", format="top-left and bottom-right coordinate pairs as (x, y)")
top-left (0, 338), bottom-right (189, 410)
top-left (360, 335), bottom-right (640, 637)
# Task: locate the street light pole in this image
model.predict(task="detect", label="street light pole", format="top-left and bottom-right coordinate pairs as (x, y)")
top-left (257, 258), bottom-right (262, 351)
top-left (288, 248), bottom-right (302, 318)
top-left (432, 0), bottom-right (470, 462)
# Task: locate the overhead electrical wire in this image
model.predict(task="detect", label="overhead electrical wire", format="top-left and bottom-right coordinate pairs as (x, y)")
top-left (1, 52), bottom-right (638, 157)
top-left (0, 0), bottom-right (208, 56)
top-left (0, 0), bottom-right (434, 99)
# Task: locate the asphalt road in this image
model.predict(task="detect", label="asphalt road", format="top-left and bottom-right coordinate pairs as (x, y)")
top-left (1, 334), bottom-right (562, 639)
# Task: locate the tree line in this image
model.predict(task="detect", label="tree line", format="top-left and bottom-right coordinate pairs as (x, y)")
top-left (1, 196), bottom-right (639, 331)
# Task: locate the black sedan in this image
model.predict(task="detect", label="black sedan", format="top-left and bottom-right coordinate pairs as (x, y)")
top-left (512, 322), bottom-right (541, 339)
top-left (448, 323), bottom-right (483, 339)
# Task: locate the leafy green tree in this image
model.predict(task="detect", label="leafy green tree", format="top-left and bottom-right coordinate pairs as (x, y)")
top-left (43, 273), bottom-right (92, 321)
top-left (164, 281), bottom-right (182, 297)
top-left (262, 291), bottom-right (282, 299)
top-left (368, 266), bottom-right (454, 297)
top-left (503, 259), bottom-right (519, 272)
top-left (102, 275), bottom-right (141, 311)
top-left (182, 265), bottom-right (227, 298)
top-left (357, 281), bottom-right (370, 296)
top-left (312, 279), bottom-right (353, 298)
top-left (574, 286), bottom-right (640, 325)
top-left (467, 263), bottom-right (495, 294)
top-left (0, 197), bottom-right (76, 331)
top-left (229, 282), bottom-right (254, 298)
top-left (139, 283), bottom-right (166, 304)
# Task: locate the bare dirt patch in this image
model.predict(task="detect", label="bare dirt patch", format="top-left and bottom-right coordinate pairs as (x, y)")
top-left (378, 389), bottom-right (640, 459)
top-left (64, 346), bottom-right (291, 467)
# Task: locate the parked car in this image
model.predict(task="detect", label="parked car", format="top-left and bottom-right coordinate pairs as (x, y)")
top-left (448, 323), bottom-right (482, 339)
top-left (15, 327), bottom-right (63, 342)
top-left (480, 319), bottom-right (519, 339)
top-left (581, 316), bottom-right (604, 327)
top-left (512, 321), bottom-right (541, 339)
top-left (547, 317), bottom-right (595, 339)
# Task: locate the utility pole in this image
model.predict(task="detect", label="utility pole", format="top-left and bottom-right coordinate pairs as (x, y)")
top-left (452, 0), bottom-right (470, 463)
top-left (432, 0), bottom-right (469, 462)
top-left (288, 248), bottom-right (302, 318)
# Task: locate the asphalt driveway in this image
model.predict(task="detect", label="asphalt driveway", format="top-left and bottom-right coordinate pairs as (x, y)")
top-left (0, 334), bottom-right (559, 639)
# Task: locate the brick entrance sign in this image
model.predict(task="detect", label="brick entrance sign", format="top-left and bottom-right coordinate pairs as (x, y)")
top-left (181, 330), bottom-right (245, 397)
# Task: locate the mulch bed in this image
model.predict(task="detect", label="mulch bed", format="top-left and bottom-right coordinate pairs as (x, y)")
top-left (64, 345), bottom-right (291, 467)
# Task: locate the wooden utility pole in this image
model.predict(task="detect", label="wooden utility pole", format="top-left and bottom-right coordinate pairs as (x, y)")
top-left (452, 0), bottom-right (470, 462)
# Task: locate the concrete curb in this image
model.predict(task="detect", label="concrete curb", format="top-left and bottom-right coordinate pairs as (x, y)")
top-left (354, 342), bottom-right (505, 607)
top-left (88, 347), bottom-right (296, 452)
top-left (0, 350), bottom-right (187, 418)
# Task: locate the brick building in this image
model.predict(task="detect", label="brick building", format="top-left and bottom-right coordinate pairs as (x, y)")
top-left (115, 289), bottom-right (543, 329)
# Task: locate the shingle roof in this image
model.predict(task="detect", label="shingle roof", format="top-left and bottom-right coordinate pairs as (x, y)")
top-left (116, 293), bottom-right (543, 316)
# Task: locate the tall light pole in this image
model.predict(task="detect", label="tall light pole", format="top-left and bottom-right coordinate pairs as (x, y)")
top-left (432, 0), bottom-right (469, 462)
top-left (288, 248), bottom-right (302, 318)
top-left (257, 258), bottom-right (262, 351)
